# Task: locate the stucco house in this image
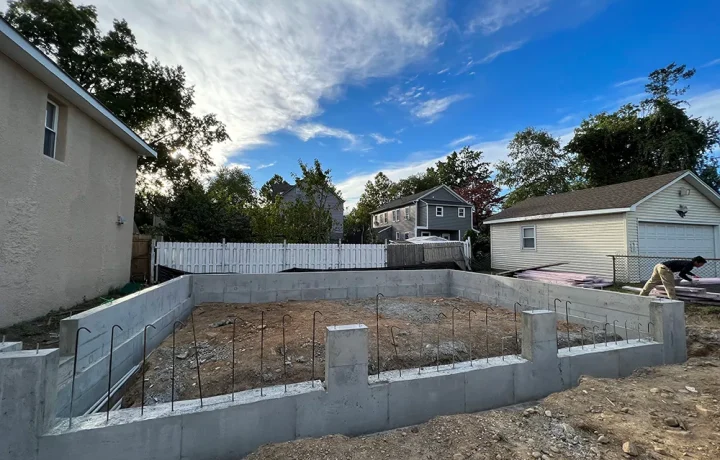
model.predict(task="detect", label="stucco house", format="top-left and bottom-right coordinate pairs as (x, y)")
top-left (271, 180), bottom-right (345, 242)
top-left (371, 185), bottom-right (474, 241)
top-left (0, 19), bottom-right (156, 327)
top-left (484, 171), bottom-right (720, 281)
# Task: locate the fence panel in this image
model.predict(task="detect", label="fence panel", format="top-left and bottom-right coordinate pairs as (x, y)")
top-left (153, 242), bottom-right (387, 279)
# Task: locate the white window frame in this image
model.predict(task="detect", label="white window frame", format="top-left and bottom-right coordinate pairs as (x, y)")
top-left (421, 231), bottom-right (431, 237)
top-left (44, 100), bottom-right (59, 159)
top-left (458, 207), bottom-right (466, 218)
top-left (435, 206), bottom-right (443, 217)
top-left (405, 206), bottom-right (410, 220)
top-left (521, 225), bottom-right (536, 251)
top-left (404, 232), bottom-right (410, 239)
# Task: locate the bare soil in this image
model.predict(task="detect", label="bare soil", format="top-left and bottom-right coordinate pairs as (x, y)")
top-left (122, 297), bottom-right (585, 408)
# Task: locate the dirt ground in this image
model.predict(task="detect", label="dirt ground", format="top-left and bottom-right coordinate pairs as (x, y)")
top-left (122, 297), bottom-right (588, 408)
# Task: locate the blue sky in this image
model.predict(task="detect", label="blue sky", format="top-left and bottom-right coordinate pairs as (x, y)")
top-left (13, 0), bottom-right (720, 209)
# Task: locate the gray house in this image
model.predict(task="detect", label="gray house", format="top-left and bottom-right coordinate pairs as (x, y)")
top-left (372, 185), bottom-right (474, 241)
top-left (273, 180), bottom-right (345, 242)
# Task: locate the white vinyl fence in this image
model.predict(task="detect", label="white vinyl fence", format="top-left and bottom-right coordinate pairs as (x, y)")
top-left (151, 242), bottom-right (387, 281)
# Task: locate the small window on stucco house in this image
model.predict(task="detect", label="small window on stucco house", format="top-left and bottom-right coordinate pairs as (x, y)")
top-left (44, 100), bottom-right (59, 158)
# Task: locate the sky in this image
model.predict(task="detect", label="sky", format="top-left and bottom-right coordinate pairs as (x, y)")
top-left (6, 0), bottom-right (720, 210)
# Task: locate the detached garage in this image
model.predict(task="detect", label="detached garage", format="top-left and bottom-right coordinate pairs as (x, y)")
top-left (484, 170), bottom-right (720, 281)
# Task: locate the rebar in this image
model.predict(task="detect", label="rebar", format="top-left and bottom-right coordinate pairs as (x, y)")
top-left (468, 310), bottom-right (476, 366)
top-left (419, 316), bottom-right (429, 375)
top-left (613, 320), bottom-right (619, 344)
top-left (451, 307), bottom-right (461, 368)
top-left (513, 302), bottom-right (521, 355)
top-left (592, 326), bottom-right (598, 348)
top-left (312, 311), bottom-right (322, 387)
top-left (501, 336), bottom-right (514, 361)
top-left (389, 326), bottom-right (401, 377)
top-left (624, 320), bottom-right (629, 344)
top-left (603, 323), bottom-right (611, 347)
top-left (190, 311), bottom-right (203, 406)
top-left (553, 298), bottom-right (561, 346)
top-left (436, 312), bottom-right (447, 372)
top-left (580, 327), bottom-right (587, 349)
top-left (260, 310), bottom-right (265, 397)
top-left (69, 326), bottom-right (91, 428)
top-left (647, 321), bottom-right (654, 341)
top-left (565, 301), bottom-right (572, 351)
top-left (107, 325), bottom-right (123, 422)
top-left (637, 323), bottom-right (642, 342)
top-left (171, 321), bottom-right (185, 411)
top-left (231, 318), bottom-right (240, 401)
top-left (376, 293), bottom-right (384, 377)
top-left (282, 314), bottom-right (292, 392)
top-left (141, 324), bottom-right (157, 416)
top-left (485, 307), bottom-right (493, 363)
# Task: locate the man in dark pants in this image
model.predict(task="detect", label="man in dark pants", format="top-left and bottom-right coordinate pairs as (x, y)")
top-left (639, 256), bottom-right (706, 300)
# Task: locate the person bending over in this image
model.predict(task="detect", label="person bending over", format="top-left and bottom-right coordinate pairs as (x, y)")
top-left (639, 256), bottom-right (706, 300)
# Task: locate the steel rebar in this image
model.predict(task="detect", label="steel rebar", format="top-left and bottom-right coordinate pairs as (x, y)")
top-left (613, 320), bottom-right (619, 344)
top-left (592, 326), bottom-right (598, 348)
top-left (419, 316), bottom-right (429, 375)
top-left (624, 321), bottom-right (629, 344)
top-left (580, 327), bottom-right (587, 349)
top-left (647, 321), bottom-right (654, 341)
top-left (190, 311), bottom-right (203, 406)
top-left (312, 311), bottom-right (322, 386)
top-left (451, 307), bottom-right (461, 368)
top-left (553, 298), bottom-right (561, 346)
top-left (141, 324), bottom-right (157, 415)
top-left (107, 325), bottom-right (123, 422)
top-left (485, 307), bottom-right (493, 363)
top-left (513, 302), bottom-right (521, 355)
top-left (282, 314), bottom-right (292, 392)
top-left (231, 318), bottom-right (238, 401)
top-left (171, 321), bottom-right (185, 411)
top-left (389, 326), bottom-right (401, 377)
top-left (376, 293), bottom-right (384, 377)
top-left (565, 301), bottom-right (572, 351)
top-left (637, 323), bottom-right (642, 342)
top-left (604, 323), bottom-right (611, 347)
top-left (260, 311), bottom-right (265, 397)
top-left (501, 336), bottom-right (514, 361)
top-left (69, 327), bottom-right (91, 428)
top-left (436, 312), bottom-right (447, 372)
top-left (468, 310), bottom-right (476, 366)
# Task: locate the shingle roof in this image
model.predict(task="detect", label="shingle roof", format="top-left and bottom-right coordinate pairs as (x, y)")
top-left (373, 186), bottom-right (453, 213)
top-left (485, 171), bottom-right (688, 222)
top-left (270, 181), bottom-right (293, 197)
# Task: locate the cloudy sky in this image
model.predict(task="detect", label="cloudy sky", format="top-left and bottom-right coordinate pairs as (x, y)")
top-left (8, 0), bottom-right (719, 209)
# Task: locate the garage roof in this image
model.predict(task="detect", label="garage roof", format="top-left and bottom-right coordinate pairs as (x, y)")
top-left (485, 170), bottom-right (720, 224)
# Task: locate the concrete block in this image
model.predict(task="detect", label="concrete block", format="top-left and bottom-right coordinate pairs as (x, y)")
top-left (223, 290), bottom-right (252, 304)
top-left (326, 325), bottom-right (369, 368)
top-left (0, 349), bottom-right (59, 460)
top-left (249, 290), bottom-right (277, 303)
top-left (513, 360), bottom-right (564, 403)
top-left (521, 310), bottom-right (558, 363)
top-left (617, 342), bottom-right (663, 377)
top-left (356, 286), bottom-right (379, 299)
top-left (388, 371), bottom-right (465, 429)
top-left (562, 347), bottom-right (620, 386)
top-left (301, 288), bottom-right (327, 301)
top-left (326, 288), bottom-right (349, 300)
top-left (419, 284), bottom-right (446, 297)
top-left (276, 290), bottom-right (302, 302)
top-left (464, 361), bottom-right (517, 412)
top-left (0, 341), bottom-right (22, 352)
top-left (649, 300), bottom-right (686, 364)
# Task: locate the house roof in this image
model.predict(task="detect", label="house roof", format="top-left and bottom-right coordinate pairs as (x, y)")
top-left (270, 180), bottom-right (294, 197)
top-left (0, 18), bottom-right (156, 157)
top-left (484, 170), bottom-right (720, 224)
top-left (373, 185), bottom-right (471, 213)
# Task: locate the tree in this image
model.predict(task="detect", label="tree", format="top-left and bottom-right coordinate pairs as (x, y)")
top-left (3, 0), bottom-right (229, 192)
top-left (259, 174), bottom-right (288, 203)
top-left (344, 173), bottom-right (401, 243)
top-left (496, 128), bottom-right (584, 207)
top-left (208, 167), bottom-right (256, 209)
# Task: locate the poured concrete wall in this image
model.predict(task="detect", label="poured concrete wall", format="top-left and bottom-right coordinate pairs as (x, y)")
top-left (55, 276), bottom-right (194, 416)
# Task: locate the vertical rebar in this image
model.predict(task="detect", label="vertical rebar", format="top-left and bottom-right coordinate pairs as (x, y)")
top-left (592, 326), bottom-right (598, 348)
top-left (107, 325), bottom-right (123, 422)
top-left (451, 307), bottom-right (460, 368)
top-left (553, 298), bottom-right (561, 346)
top-left (637, 323), bottom-right (642, 342)
top-left (389, 326), bottom-right (401, 377)
top-left (260, 311), bottom-right (265, 397)
top-left (282, 314), bottom-right (292, 392)
top-left (419, 317), bottom-right (428, 375)
top-left (565, 301), bottom-right (572, 351)
top-left (436, 312), bottom-right (447, 372)
top-left (604, 323), bottom-right (610, 347)
top-left (513, 302), bottom-right (521, 355)
top-left (613, 320), bottom-right (619, 344)
top-left (171, 321), bottom-right (185, 411)
top-left (485, 307), bottom-right (493, 363)
top-left (647, 322), bottom-right (654, 341)
top-left (141, 324), bottom-right (157, 415)
top-left (231, 318), bottom-right (237, 401)
top-left (312, 311), bottom-right (322, 387)
top-left (376, 293), bottom-right (384, 377)
top-left (580, 327), bottom-right (586, 349)
top-left (468, 310), bottom-right (476, 366)
top-left (624, 321), bottom-right (629, 344)
top-left (190, 311), bottom-right (203, 406)
top-left (69, 327), bottom-right (91, 428)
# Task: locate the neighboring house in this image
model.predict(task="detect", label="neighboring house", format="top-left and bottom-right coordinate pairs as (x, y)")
top-left (371, 185), bottom-right (474, 242)
top-left (0, 19), bottom-right (156, 327)
top-left (272, 180), bottom-right (345, 243)
top-left (484, 171), bottom-right (720, 280)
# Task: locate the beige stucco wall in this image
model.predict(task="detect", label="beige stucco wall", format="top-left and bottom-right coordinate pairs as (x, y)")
top-left (489, 213), bottom-right (628, 279)
top-left (0, 52), bottom-right (138, 327)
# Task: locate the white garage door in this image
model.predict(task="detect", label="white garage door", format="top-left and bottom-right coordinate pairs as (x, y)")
top-left (638, 223), bottom-right (716, 278)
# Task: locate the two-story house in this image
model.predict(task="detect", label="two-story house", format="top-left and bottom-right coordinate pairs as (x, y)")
top-left (371, 185), bottom-right (474, 241)
top-left (0, 19), bottom-right (156, 327)
top-left (272, 180), bottom-right (345, 242)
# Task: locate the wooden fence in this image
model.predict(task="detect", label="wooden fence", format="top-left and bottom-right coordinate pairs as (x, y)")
top-left (387, 241), bottom-right (471, 269)
top-left (131, 234), bottom-right (152, 283)
top-left (151, 242), bottom-right (388, 281)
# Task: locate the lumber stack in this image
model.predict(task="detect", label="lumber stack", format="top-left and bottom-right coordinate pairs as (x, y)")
top-left (515, 270), bottom-right (613, 289)
top-left (622, 285), bottom-right (720, 305)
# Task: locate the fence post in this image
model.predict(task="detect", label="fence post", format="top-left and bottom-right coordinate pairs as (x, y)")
top-left (221, 238), bottom-right (226, 273)
top-left (610, 255), bottom-right (616, 285)
top-left (283, 240), bottom-right (287, 272)
top-left (150, 239), bottom-right (156, 283)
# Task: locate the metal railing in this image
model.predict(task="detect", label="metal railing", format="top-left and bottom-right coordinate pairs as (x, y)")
top-left (608, 255), bottom-right (720, 284)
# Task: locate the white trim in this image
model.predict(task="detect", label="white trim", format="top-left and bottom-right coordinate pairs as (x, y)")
top-left (44, 99), bottom-right (59, 159)
top-left (458, 230), bottom-right (461, 241)
top-left (521, 225), bottom-right (536, 251)
top-left (414, 202), bottom-right (418, 237)
top-left (435, 206), bottom-right (444, 217)
top-left (0, 18), bottom-right (156, 157)
top-left (484, 207), bottom-right (631, 225)
top-left (458, 207), bottom-right (466, 218)
top-left (441, 233), bottom-right (451, 240)
top-left (417, 184), bottom-right (473, 206)
top-left (416, 226), bottom-right (428, 230)
top-left (637, 219), bottom-right (720, 226)
top-left (632, 171), bottom-right (720, 210)
top-left (420, 231), bottom-right (431, 237)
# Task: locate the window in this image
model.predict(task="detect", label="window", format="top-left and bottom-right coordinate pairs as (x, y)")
top-left (436, 206), bottom-right (443, 217)
top-left (405, 206), bottom-right (410, 220)
top-left (393, 210), bottom-right (399, 222)
top-left (373, 215), bottom-right (378, 226)
top-left (441, 233), bottom-right (451, 240)
top-left (458, 208), bottom-right (466, 218)
top-left (44, 100), bottom-right (59, 158)
top-left (404, 232), bottom-right (410, 239)
top-left (421, 231), bottom-right (431, 237)
top-left (521, 226), bottom-right (536, 250)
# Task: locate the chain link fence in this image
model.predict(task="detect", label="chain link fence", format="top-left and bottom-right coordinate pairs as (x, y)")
top-left (609, 255), bottom-right (720, 284)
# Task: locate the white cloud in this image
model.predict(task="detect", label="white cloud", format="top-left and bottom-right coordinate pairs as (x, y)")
top-left (90, 0), bottom-right (444, 165)
top-left (256, 162), bottom-right (277, 170)
top-left (437, 68), bottom-right (450, 74)
top-left (479, 41), bottom-right (525, 64)
top-left (557, 114), bottom-right (575, 124)
top-left (287, 123), bottom-right (361, 149)
top-left (227, 162), bottom-right (251, 170)
top-left (468, 0), bottom-right (551, 35)
top-left (687, 89), bottom-right (720, 120)
top-left (370, 133), bottom-right (400, 144)
top-left (448, 135), bottom-right (476, 147)
top-left (701, 58), bottom-right (720, 69)
top-left (411, 94), bottom-right (469, 122)
top-left (614, 77), bottom-right (646, 88)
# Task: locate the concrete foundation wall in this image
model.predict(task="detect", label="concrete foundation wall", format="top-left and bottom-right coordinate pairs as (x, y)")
top-left (192, 270), bottom-right (451, 304)
top-left (55, 276), bottom-right (194, 416)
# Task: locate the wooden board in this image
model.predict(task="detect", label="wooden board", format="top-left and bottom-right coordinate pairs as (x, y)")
top-left (497, 262), bottom-right (567, 277)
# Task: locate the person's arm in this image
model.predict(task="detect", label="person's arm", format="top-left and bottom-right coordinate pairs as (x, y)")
top-left (679, 262), bottom-right (697, 282)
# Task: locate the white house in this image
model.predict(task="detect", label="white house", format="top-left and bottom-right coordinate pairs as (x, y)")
top-left (484, 171), bottom-right (720, 281)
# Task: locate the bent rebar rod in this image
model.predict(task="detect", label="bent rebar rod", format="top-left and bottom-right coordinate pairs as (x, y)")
top-left (171, 321), bottom-right (186, 411)
top-left (190, 311), bottom-right (203, 406)
top-left (565, 301), bottom-right (572, 351)
top-left (436, 313), bottom-right (447, 372)
top-left (468, 310), bottom-right (477, 366)
top-left (603, 323), bottom-right (611, 347)
top-left (69, 326), bottom-right (91, 428)
top-left (376, 293), bottom-right (384, 377)
top-left (107, 325), bottom-right (123, 422)
top-left (451, 307), bottom-right (461, 368)
top-left (485, 307), bottom-right (494, 363)
top-left (141, 324), bottom-right (157, 415)
top-left (282, 314), bottom-right (292, 392)
top-left (592, 326), bottom-right (598, 348)
top-left (312, 311), bottom-right (322, 387)
top-left (580, 327), bottom-right (587, 349)
top-left (389, 326), bottom-right (401, 377)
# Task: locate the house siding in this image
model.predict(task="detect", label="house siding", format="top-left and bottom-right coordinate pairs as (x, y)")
top-left (418, 202), bottom-right (428, 227)
top-left (372, 206), bottom-right (416, 239)
top-left (281, 187), bottom-right (344, 242)
top-left (422, 187), bottom-right (460, 202)
top-left (426, 201), bottom-right (472, 236)
top-left (490, 213), bottom-right (627, 279)
top-left (0, 52), bottom-right (138, 327)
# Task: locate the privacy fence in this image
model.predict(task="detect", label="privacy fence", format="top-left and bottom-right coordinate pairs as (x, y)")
top-left (609, 254), bottom-right (720, 283)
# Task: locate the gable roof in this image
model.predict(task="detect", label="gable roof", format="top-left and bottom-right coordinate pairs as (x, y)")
top-left (269, 180), bottom-right (294, 198)
top-left (373, 185), bottom-right (471, 213)
top-left (0, 18), bottom-right (156, 157)
top-left (485, 170), bottom-right (720, 224)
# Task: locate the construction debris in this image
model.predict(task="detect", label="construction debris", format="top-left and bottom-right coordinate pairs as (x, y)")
top-left (622, 285), bottom-right (720, 305)
top-left (515, 270), bottom-right (613, 289)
